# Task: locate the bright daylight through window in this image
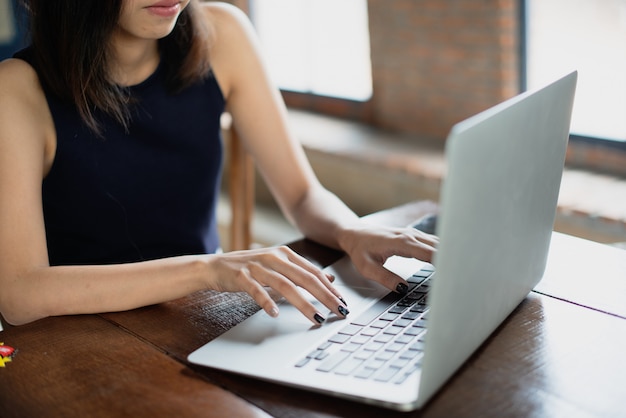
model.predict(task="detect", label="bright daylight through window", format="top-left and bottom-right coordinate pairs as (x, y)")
top-left (526, 0), bottom-right (626, 142)
top-left (250, 0), bottom-right (372, 101)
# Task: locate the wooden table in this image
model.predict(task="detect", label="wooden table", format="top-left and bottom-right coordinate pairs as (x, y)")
top-left (1, 201), bottom-right (625, 418)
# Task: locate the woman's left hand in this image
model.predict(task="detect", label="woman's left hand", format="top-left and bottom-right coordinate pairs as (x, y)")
top-left (338, 224), bottom-right (438, 294)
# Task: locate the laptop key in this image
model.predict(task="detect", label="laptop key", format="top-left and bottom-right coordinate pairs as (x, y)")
top-left (351, 334), bottom-right (371, 345)
top-left (397, 298), bottom-right (417, 307)
top-left (383, 326), bottom-right (402, 336)
top-left (295, 357), bottom-right (310, 367)
top-left (340, 342), bottom-right (361, 353)
top-left (374, 367), bottom-right (400, 382)
top-left (407, 276), bottom-right (425, 284)
top-left (354, 349), bottom-right (374, 360)
top-left (365, 359), bottom-right (386, 370)
top-left (338, 324), bottom-right (363, 336)
top-left (328, 333), bottom-right (351, 344)
top-left (388, 305), bottom-right (408, 314)
top-left (390, 358), bottom-right (410, 369)
top-left (403, 327), bottom-right (424, 337)
top-left (413, 319), bottom-right (427, 328)
top-left (375, 350), bottom-right (395, 361)
top-left (402, 292), bottom-right (424, 302)
top-left (393, 319), bottom-right (412, 328)
top-left (401, 311), bottom-right (421, 320)
top-left (386, 342), bottom-right (405, 352)
top-left (409, 304), bottom-right (428, 313)
top-left (316, 351), bottom-right (350, 372)
top-left (374, 333), bottom-right (394, 343)
top-left (334, 358), bottom-right (364, 376)
top-left (350, 292), bottom-right (402, 326)
top-left (354, 367), bottom-right (376, 379)
top-left (396, 334), bottom-right (414, 344)
top-left (399, 349), bottom-right (421, 360)
top-left (306, 349), bottom-right (324, 359)
top-left (371, 319), bottom-right (390, 329)
top-left (364, 341), bottom-right (385, 351)
top-left (360, 327), bottom-right (380, 337)
top-left (409, 341), bottom-right (425, 351)
top-left (394, 363), bottom-right (422, 384)
top-left (380, 312), bottom-right (400, 321)
top-left (318, 341), bottom-right (332, 350)
top-left (413, 268), bottom-right (433, 278)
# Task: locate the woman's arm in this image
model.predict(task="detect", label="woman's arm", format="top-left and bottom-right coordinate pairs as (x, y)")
top-left (0, 58), bottom-right (347, 326)
top-left (205, 3), bottom-right (438, 293)
top-left (0, 59), bottom-right (207, 324)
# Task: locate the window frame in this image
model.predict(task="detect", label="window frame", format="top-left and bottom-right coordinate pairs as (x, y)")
top-left (247, 0), bottom-right (374, 123)
top-left (520, 0), bottom-right (626, 155)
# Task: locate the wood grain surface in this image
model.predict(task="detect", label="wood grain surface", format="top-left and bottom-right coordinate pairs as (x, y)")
top-left (2, 201), bottom-right (624, 417)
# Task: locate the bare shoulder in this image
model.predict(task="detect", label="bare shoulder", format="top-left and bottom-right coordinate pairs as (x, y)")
top-left (198, 2), bottom-right (266, 98)
top-left (0, 58), bottom-right (47, 116)
top-left (200, 1), bottom-right (250, 27)
top-left (0, 58), bottom-right (40, 91)
top-left (0, 58), bottom-right (54, 172)
top-left (200, 1), bottom-right (258, 51)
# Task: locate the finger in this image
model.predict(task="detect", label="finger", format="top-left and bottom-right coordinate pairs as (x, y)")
top-left (324, 273), bottom-right (347, 305)
top-left (281, 247), bottom-right (333, 281)
top-left (280, 266), bottom-right (349, 320)
top-left (276, 253), bottom-right (350, 318)
top-left (417, 231), bottom-right (439, 247)
top-left (261, 246), bottom-right (348, 314)
top-left (392, 230), bottom-right (438, 263)
top-left (244, 259), bottom-right (334, 325)
top-left (357, 255), bottom-right (410, 295)
top-left (259, 270), bottom-right (329, 325)
top-left (240, 270), bottom-right (281, 318)
top-left (409, 240), bottom-right (438, 263)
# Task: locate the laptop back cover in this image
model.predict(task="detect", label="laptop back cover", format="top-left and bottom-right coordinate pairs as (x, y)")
top-left (416, 71), bottom-right (577, 406)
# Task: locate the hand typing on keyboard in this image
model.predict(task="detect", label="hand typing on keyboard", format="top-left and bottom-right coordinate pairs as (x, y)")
top-left (295, 264), bottom-right (434, 384)
top-left (335, 223), bottom-right (438, 298)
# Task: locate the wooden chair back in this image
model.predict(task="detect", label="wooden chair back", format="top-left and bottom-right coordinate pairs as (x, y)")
top-left (222, 113), bottom-right (255, 251)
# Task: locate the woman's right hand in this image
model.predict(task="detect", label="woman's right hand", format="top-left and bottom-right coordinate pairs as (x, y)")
top-left (204, 246), bottom-right (349, 325)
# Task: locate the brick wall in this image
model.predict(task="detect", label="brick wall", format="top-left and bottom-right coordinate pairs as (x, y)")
top-left (217, 0), bottom-right (626, 244)
top-left (221, 0), bottom-right (626, 177)
top-left (222, 0), bottom-right (520, 141)
top-left (367, 0), bottom-right (520, 139)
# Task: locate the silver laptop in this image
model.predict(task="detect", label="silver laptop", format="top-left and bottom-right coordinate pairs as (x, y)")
top-left (188, 71), bottom-right (577, 411)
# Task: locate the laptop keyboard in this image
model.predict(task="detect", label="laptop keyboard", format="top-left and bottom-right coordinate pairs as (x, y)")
top-left (295, 264), bottom-right (434, 384)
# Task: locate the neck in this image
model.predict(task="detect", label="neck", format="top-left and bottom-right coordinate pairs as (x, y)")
top-left (109, 34), bottom-right (160, 87)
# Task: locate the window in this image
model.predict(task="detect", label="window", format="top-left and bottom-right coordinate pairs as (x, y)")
top-left (0, 0), bottom-right (25, 60)
top-left (525, 0), bottom-right (626, 142)
top-left (249, 0), bottom-right (372, 101)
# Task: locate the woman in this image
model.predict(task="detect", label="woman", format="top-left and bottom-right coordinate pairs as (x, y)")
top-left (0, 0), bottom-right (437, 326)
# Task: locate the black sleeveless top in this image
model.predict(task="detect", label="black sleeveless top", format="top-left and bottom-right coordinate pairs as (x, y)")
top-left (14, 48), bottom-right (225, 265)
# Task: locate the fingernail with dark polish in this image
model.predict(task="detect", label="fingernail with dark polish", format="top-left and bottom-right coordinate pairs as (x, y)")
top-left (338, 305), bottom-right (349, 316)
top-left (313, 313), bottom-right (325, 324)
top-left (339, 297), bottom-right (348, 306)
top-left (396, 283), bottom-right (409, 294)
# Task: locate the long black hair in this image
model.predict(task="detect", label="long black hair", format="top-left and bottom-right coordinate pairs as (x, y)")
top-left (22, 0), bottom-right (212, 134)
